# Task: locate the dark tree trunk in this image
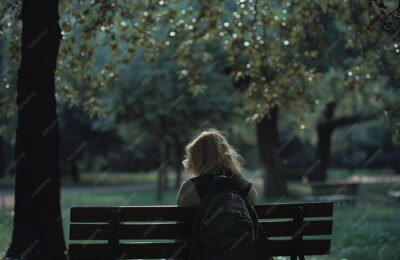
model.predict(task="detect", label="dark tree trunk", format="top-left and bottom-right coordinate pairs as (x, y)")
top-left (387, 123), bottom-right (400, 174)
top-left (0, 137), bottom-right (5, 178)
top-left (308, 102), bottom-right (377, 182)
top-left (162, 144), bottom-right (171, 191)
top-left (308, 124), bottom-right (333, 182)
top-left (6, 1), bottom-right (67, 259)
top-left (308, 102), bottom-right (337, 182)
top-left (395, 147), bottom-right (400, 174)
top-left (173, 138), bottom-right (184, 189)
top-left (156, 141), bottom-right (166, 202)
top-left (256, 106), bottom-right (287, 198)
top-left (70, 159), bottom-right (80, 183)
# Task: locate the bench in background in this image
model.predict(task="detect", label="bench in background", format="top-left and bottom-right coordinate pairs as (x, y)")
top-left (310, 182), bottom-right (360, 196)
top-left (68, 202), bottom-right (334, 260)
top-left (308, 182), bottom-right (359, 206)
top-left (388, 190), bottom-right (400, 201)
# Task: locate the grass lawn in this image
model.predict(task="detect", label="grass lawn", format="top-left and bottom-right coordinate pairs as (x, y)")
top-left (0, 171), bottom-right (169, 188)
top-left (0, 169), bottom-right (399, 259)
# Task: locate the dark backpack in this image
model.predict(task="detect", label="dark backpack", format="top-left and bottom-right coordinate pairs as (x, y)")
top-left (187, 174), bottom-right (273, 260)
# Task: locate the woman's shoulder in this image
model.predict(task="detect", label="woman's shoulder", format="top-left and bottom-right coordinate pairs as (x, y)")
top-left (177, 178), bottom-right (201, 206)
top-left (232, 175), bottom-right (258, 204)
top-left (178, 178), bottom-right (196, 191)
top-left (180, 174), bottom-right (207, 186)
top-left (247, 182), bottom-right (258, 204)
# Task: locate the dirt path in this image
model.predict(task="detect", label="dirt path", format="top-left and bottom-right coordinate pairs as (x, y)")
top-left (1, 175), bottom-right (399, 209)
top-left (0, 178), bottom-right (263, 210)
top-left (346, 175), bottom-right (400, 184)
top-left (0, 182), bottom-right (157, 210)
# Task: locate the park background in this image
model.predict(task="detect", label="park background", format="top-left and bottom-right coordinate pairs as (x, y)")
top-left (0, 0), bottom-right (400, 259)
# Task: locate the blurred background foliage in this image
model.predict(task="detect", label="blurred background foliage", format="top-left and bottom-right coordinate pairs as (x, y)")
top-left (0, 0), bottom-right (399, 180)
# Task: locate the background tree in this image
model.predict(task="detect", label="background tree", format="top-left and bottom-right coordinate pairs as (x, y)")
top-left (113, 48), bottom-right (234, 201)
top-left (308, 102), bottom-right (377, 181)
top-left (58, 104), bottom-right (124, 183)
top-left (1, 0), bottom-right (399, 202)
top-left (301, 0), bottom-right (400, 181)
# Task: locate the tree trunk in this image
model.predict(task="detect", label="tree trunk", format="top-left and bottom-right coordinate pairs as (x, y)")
top-left (162, 144), bottom-right (170, 191)
top-left (308, 125), bottom-right (333, 182)
top-left (173, 138), bottom-right (184, 189)
top-left (256, 106), bottom-right (287, 198)
top-left (0, 137), bottom-right (5, 178)
top-left (308, 102), bottom-right (377, 182)
top-left (6, 1), bottom-right (67, 259)
top-left (156, 141), bottom-right (166, 202)
top-left (395, 147), bottom-right (400, 174)
top-left (70, 159), bottom-right (80, 183)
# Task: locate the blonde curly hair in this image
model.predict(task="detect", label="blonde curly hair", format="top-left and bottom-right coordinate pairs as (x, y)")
top-left (182, 129), bottom-right (243, 177)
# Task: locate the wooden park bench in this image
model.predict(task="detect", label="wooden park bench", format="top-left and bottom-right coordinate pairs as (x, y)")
top-left (310, 182), bottom-right (359, 196)
top-left (388, 190), bottom-right (400, 201)
top-left (68, 202), bottom-right (333, 260)
top-left (309, 182), bottom-right (360, 206)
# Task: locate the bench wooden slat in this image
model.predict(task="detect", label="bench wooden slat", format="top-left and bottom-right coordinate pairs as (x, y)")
top-left (255, 202), bottom-right (333, 218)
top-left (70, 202), bottom-right (333, 222)
top-left (70, 220), bottom-right (332, 240)
top-left (69, 239), bottom-right (331, 259)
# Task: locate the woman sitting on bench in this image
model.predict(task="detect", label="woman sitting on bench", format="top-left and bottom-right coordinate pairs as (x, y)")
top-left (175, 129), bottom-right (273, 260)
top-left (176, 128), bottom-right (258, 206)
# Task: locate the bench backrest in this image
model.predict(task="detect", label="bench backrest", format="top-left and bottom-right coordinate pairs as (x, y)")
top-left (69, 202), bottom-right (333, 260)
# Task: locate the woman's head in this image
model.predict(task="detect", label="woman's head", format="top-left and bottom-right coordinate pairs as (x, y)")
top-left (182, 129), bottom-right (243, 177)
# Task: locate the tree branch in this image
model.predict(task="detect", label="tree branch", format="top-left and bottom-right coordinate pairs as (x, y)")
top-left (320, 113), bottom-right (378, 129)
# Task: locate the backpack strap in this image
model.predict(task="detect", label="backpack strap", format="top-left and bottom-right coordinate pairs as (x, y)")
top-left (230, 175), bottom-right (252, 197)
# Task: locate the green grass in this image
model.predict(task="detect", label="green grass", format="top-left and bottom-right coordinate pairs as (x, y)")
top-left (276, 182), bottom-right (400, 260)
top-left (1, 169), bottom-right (400, 259)
top-left (0, 169), bottom-right (262, 189)
top-left (0, 171), bottom-right (167, 188)
top-left (0, 210), bottom-right (13, 256)
top-left (330, 203), bottom-right (400, 259)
